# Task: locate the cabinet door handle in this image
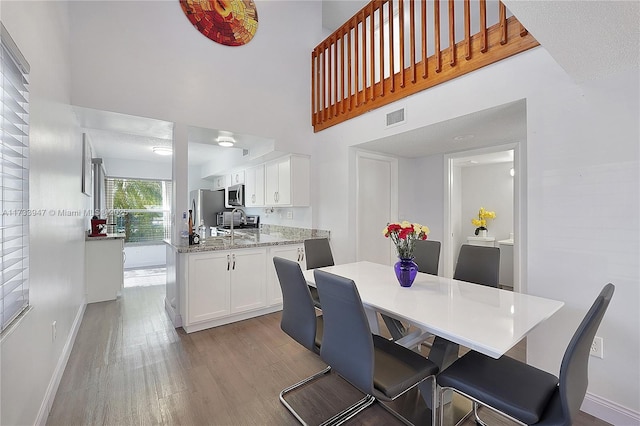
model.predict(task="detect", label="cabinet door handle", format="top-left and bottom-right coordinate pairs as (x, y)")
top-left (227, 254), bottom-right (230, 271)
top-left (297, 248), bottom-right (301, 262)
top-left (232, 253), bottom-right (236, 270)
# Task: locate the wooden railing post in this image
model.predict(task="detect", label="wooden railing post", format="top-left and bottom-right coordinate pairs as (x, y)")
top-left (312, 0), bottom-right (539, 132)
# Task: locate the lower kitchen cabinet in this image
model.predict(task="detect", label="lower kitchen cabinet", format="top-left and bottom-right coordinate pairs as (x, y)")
top-left (268, 244), bottom-right (306, 306)
top-left (186, 251), bottom-right (231, 324)
top-left (229, 249), bottom-right (267, 313)
top-left (85, 237), bottom-right (124, 303)
top-left (181, 247), bottom-right (275, 333)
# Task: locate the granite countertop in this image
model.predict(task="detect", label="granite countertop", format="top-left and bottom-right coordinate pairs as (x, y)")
top-left (165, 225), bottom-right (330, 254)
top-left (86, 233), bottom-right (126, 241)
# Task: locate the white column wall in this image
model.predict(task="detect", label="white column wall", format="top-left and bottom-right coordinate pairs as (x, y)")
top-left (1, 2), bottom-right (88, 425)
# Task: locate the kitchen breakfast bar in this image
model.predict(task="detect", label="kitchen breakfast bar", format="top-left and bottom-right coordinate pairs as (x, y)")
top-left (164, 225), bottom-right (330, 333)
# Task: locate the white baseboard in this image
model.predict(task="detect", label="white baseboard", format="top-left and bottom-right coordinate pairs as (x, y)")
top-left (582, 392), bottom-right (640, 425)
top-left (35, 298), bottom-right (87, 426)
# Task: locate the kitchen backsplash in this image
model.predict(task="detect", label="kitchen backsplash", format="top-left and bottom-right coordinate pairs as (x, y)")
top-left (260, 224), bottom-right (330, 240)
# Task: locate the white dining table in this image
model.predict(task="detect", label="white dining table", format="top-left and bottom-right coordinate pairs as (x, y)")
top-left (303, 261), bottom-right (564, 361)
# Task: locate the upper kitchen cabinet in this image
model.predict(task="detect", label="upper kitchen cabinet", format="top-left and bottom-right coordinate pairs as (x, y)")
top-left (265, 155), bottom-right (310, 206)
top-left (245, 164), bottom-right (265, 207)
top-left (212, 174), bottom-right (231, 190)
top-left (230, 170), bottom-right (245, 185)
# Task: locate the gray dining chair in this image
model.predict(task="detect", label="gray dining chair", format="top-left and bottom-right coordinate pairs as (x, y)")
top-left (314, 269), bottom-right (439, 425)
top-left (437, 283), bottom-right (614, 426)
top-left (453, 244), bottom-right (500, 287)
top-left (304, 237), bottom-right (334, 308)
top-left (273, 257), bottom-right (330, 424)
top-left (382, 240), bottom-right (442, 341)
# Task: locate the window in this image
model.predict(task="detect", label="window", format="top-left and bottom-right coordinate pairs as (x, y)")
top-left (1, 23), bottom-right (30, 332)
top-left (105, 178), bottom-right (172, 244)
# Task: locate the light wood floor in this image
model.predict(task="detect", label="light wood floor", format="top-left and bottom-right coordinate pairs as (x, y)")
top-left (47, 284), bottom-right (610, 426)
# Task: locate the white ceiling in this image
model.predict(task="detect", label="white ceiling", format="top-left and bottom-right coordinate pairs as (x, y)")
top-left (355, 100), bottom-right (525, 158)
top-left (75, 107), bottom-right (273, 167)
top-left (503, 0), bottom-right (640, 83)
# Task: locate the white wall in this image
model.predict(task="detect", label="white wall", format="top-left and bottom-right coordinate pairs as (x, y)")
top-left (461, 162), bottom-right (514, 241)
top-left (399, 155), bottom-right (446, 244)
top-left (1, 2), bottom-right (88, 425)
top-left (124, 245), bottom-right (166, 269)
top-left (68, 0), bottom-right (319, 159)
top-left (102, 157), bottom-right (171, 181)
top-left (312, 48), bottom-right (639, 422)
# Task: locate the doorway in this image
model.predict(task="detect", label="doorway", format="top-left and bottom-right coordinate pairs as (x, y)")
top-left (444, 143), bottom-right (525, 293)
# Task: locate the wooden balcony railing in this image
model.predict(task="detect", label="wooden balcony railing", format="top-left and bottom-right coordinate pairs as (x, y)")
top-left (311, 0), bottom-right (539, 132)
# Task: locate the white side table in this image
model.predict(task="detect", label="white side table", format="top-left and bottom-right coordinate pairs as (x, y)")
top-left (466, 236), bottom-right (496, 247)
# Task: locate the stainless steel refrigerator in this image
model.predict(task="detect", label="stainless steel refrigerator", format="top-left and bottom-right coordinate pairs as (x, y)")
top-left (190, 189), bottom-right (226, 235)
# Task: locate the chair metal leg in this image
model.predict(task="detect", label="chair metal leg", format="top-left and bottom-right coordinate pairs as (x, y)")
top-left (438, 386), bottom-right (528, 426)
top-left (319, 394), bottom-right (376, 426)
top-left (473, 402), bottom-right (488, 426)
top-left (279, 365), bottom-right (332, 425)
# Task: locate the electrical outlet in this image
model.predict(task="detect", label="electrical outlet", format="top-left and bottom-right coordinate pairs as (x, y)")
top-left (52, 321), bottom-right (57, 342)
top-left (590, 336), bottom-right (603, 358)
top-left (287, 211), bottom-right (293, 219)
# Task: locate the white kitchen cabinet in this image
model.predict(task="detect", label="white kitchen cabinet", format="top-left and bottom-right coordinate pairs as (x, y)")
top-left (213, 175), bottom-right (231, 190)
top-left (182, 247), bottom-right (270, 332)
top-left (268, 244), bottom-right (306, 306)
top-left (85, 237), bottom-right (124, 303)
top-left (244, 164), bottom-right (265, 207)
top-left (229, 248), bottom-right (267, 313)
top-left (230, 170), bottom-right (245, 185)
top-left (187, 251), bottom-right (231, 323)
top-left (265, 155), bottom-right (310, 206)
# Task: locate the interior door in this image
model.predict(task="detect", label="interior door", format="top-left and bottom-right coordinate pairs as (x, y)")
top-left (356, 151), bottom-right (398, 264)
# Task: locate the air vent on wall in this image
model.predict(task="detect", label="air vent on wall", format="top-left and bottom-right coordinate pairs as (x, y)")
top-left (386, 108), bottom-right (406, 127)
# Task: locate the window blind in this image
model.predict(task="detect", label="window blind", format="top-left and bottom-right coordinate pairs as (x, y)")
top-left (1, 23), bottom-right (30, 332)
top-left (105, 178), bottom-right (172, 244)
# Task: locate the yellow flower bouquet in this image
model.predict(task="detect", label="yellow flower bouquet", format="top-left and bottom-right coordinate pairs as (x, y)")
top-left (472, 207), bottom-right (496, 235)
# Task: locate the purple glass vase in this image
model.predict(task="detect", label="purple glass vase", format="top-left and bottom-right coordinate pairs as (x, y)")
top-left (394, 257), bottom-right (418, 287)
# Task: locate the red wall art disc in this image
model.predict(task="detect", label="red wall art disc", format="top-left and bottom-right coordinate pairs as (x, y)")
top-left (180, 0), bottom-right (258, 47)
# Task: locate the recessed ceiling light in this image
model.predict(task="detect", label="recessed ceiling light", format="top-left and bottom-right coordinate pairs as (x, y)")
top-left (152, 146), bottom-right (172, 156)
top-left (217, 136), bottom-right (235, 147)
top-left (453, 134), bottom-right (475, 141)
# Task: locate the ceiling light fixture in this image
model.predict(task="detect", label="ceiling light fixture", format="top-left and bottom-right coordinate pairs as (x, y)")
top-left (152, 146), bottom-right (172, 156)
top-left (217, 136), bottom-right (236, 147)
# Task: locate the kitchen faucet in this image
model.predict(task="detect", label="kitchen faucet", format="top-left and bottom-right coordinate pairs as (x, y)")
top-left (230, 208), bottom-right (246, 245)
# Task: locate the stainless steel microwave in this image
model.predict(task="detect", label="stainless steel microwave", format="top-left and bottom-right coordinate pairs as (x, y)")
top-left (225, 184), bottom-right (244, 207)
